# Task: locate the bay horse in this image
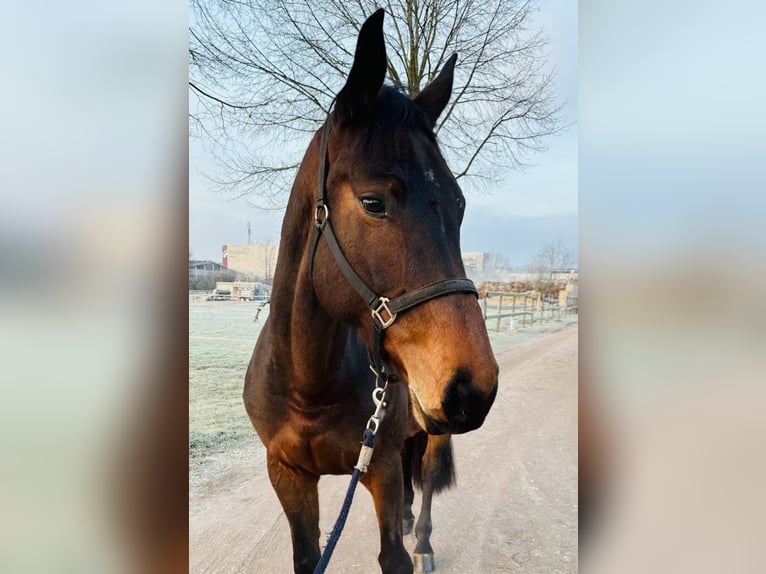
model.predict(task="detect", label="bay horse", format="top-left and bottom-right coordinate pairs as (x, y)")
top-left (244, 9), bottom-right (498, 574)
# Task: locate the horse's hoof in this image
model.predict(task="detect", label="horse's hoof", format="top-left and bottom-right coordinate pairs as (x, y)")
top-left (413, 553), bottom-right (435, 573)
top-left (403, 518), bottom-right (414, 535)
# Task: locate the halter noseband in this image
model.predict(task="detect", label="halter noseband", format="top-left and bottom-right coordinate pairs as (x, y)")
top-left (307, 109), bottom-right (478, 379)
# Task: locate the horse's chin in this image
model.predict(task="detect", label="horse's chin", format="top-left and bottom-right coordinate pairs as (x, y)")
top-left (406, 383), bottom-right (449, 435)
top-left (405, 376), bottom-right (494, 435)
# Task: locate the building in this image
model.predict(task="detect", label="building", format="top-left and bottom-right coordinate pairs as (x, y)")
top-left (462, 252), bottom-right (488, 275)
top-left (189, 260), bottom-right (236, 290)
top-left (222, 243), bottom-right (279, 281)
top-left (551, 268), bottom-right (579, 284)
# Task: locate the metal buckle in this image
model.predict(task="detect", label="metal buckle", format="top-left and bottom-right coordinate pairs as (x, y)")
top-left (371, 297), bottom-right (397, 329)
top-left (314, 204), bottom-right (329, 227)
top-left (366, 386), bottom-right (388, 435)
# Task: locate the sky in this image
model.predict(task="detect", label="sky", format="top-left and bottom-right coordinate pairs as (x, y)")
top-left (189, 0), bottom-right (577, 267)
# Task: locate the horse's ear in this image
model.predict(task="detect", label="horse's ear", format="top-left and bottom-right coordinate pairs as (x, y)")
top-left (335, 9), bottom-right (387, 123)
top-left (413, 53), bottom-right (457, 126)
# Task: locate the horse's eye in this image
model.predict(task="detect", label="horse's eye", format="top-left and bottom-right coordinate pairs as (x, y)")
top-left (360, 197), bottom-right (386, 217)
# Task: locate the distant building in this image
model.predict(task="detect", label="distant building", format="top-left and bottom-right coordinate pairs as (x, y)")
top-left (189, 260), bottom-right (236, 290)
top-left (462, 252), bottom-right (488, 275)
top-left (222, 243), bottom-right (279, 280)
top-left (551, 268), bottom-right (578, 283)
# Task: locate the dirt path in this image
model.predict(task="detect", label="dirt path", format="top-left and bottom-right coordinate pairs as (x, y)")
top-left (190, 323), bottom-right (577, 573)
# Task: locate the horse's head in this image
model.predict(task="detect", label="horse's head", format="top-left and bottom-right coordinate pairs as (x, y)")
top-left (310, 10), bottom-right (498, 434)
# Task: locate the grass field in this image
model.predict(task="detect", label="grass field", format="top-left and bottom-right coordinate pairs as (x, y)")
top-left (189, 298), bottom-right (270, 487)
top-left (189, 296), bottom-right (577, 488)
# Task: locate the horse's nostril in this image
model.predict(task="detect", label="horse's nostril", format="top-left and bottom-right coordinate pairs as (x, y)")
top-left (441, 369), bottom-right (473, 425)
top-left (440, 367), bottom-right (497, 432)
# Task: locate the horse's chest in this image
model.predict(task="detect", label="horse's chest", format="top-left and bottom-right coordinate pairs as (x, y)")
top-left (271, 409), bottom-right (366, 475)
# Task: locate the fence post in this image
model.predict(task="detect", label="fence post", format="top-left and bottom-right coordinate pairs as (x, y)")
top-left (511, 295), bottom-right (516, 331)
top-left (522, 295), bottom-right (527, 327)
top-left (496, 294), bottom-right (503, 332)
top-left (482, 294), bottom-right (487, 320)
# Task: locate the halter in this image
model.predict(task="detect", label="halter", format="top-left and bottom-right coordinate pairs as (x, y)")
top-left (307, 108), bottom-right (478, 381)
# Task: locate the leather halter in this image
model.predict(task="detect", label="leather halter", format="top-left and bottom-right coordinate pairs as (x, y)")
top-left (308, 108), bottom-right (478, 378)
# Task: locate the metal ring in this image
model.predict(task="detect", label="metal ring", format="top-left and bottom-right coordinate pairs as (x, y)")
top-left (315, 204), bottom-right (329, 226)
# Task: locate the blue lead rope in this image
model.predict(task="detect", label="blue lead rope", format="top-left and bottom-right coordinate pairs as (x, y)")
top-left (312, 428), bottom-right (377, 574)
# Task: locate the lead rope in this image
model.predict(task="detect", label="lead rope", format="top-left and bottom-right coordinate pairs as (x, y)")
top-left (312, 375), bottom-right (389, 574)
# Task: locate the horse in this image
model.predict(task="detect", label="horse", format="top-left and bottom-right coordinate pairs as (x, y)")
top-left (244, 9), bottom-right (498, 574)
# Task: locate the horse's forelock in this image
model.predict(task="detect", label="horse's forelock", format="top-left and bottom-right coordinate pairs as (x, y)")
top-left (373, 86), bottom-right (436, 142)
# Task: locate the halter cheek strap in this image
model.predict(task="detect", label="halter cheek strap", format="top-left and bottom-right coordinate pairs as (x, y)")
top-left (308, 111), bottom-right (478, 378)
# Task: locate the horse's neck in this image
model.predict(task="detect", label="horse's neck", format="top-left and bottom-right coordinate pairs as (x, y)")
top-left (268, 135), bottom-right (351, 396)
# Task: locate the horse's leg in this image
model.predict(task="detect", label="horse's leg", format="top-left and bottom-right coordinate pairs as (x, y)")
top-left (267, 456), bottom-right (320, 574)
top-left (413, 434), bottom-right (454, 574)
top-left (362, 455), bottom-right (413, 574)
top-left (412, 465), bottom-right (436, 573)
top-left (413, 486), bottom-right (434, 572)
top-left (401, 437), bottom-right (416, 535)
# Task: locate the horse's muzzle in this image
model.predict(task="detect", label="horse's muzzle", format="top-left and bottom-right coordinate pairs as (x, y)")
top-left (417, 368), bottom-right (498, 434)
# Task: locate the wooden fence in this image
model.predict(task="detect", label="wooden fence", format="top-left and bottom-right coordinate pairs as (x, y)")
top-left (481, 291), bottom-right (578, 332)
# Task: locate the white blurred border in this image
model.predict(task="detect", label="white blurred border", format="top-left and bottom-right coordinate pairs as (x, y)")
top-left (581, 2), bottom-right (766, 572)
top-left (0, 2), bottom-right (188, 572)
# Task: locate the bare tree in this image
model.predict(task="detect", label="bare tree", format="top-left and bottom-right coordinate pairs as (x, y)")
top-left (190, 0), bottom-right (565, 204)
top-left (534, 238), bottom-right (574, 279)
